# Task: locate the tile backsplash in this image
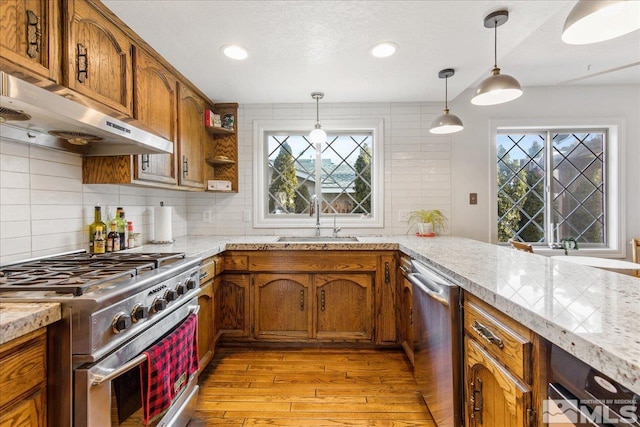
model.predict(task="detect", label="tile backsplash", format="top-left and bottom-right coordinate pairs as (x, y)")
top-left (0, 101), bottom-right (450, 263)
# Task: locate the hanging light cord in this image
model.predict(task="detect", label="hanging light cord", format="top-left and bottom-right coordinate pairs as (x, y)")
top-left (315, 97), bottom-right (320, 127)
top-left (494, 20), bottom-right (498, 68)
top-left (444, 76), bottom-right (449, 110)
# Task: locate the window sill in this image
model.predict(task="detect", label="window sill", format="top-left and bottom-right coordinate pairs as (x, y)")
top-left (532, 247), bottom-right (625, 258)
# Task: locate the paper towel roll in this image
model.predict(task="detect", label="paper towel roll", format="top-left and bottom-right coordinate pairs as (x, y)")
top-left (153, 205), bottom-right (172, 242)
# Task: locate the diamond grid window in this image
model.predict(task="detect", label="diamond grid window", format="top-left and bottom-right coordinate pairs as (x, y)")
top-left (267, 132), bottom-right (373, 216)
top-left (497, 130), bottom-right (606, 246)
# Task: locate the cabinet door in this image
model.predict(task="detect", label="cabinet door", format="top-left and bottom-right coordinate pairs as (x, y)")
top-left (65, 0), bottom-right (133, 116)
top-left (399, 274), bottom-right (414, 364)
top-left (253, 274), bottom-right (312, 340)
top-left (0, 388), bottom-right (45, 427)
top-left (314, 273), bottom-right (373, 341)
top-left (465, 336), bottom-right (532, 427)
top-left (133, 46), bottom-right (177, 185)
top-left (215, 274), bottom-right (250, 338)
top-left (177, 83), bottom-right (205, 189)
top-left (197, 279), bottom-right (214, 372)
top-left (0, 0), bottom-right (59, 82)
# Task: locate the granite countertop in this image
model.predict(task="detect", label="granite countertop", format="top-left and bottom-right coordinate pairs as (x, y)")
top-left (132, 235), bottom-right (640, 394)
top-left (0, 303), bottom-right (61, 345)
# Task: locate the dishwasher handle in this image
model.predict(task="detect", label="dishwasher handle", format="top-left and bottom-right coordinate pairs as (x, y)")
top-left (407, 273), bottom-right (449, 305)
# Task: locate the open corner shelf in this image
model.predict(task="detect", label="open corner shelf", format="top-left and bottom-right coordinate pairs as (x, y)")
top-left (206, 125), bottom-right (235, 136)
top-left (206, 157), bottom-right (236, 165)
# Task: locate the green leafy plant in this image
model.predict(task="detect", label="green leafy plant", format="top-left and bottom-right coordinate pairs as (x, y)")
top-left (560, 237), bottom-right (579, 256)
top-left (407, 209), bottom-right (447, 234)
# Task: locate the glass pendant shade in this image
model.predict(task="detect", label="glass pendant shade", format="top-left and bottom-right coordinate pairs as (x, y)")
top-left (471, 67), bottom-right (523, 106)
top-left (309, 127), bottom-right (327, 144)
top-left (562, 0), bottom-right (640, 45)
top-left (430, 109), bottom-right (464, 134)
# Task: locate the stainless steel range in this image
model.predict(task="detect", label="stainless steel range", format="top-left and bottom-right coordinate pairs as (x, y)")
top-left (0, 251), bottom-right (202, 427)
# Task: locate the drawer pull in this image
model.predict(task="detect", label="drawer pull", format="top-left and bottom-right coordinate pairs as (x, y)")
top-left (141, 154), bottom-right (149, 171)
top-left (182, 155), bottom-right (188, 178)
top-left (77, 43), bottom-right (88, 82)
top-left (300, 290), bottom-right (305, 311)
top-left (321, 289), bottom-right (325, 312)
top-left (199, 271), bottom-right (208, 280)
top-left (26, 10), bottom-right (41, 58)
top-left (472, 320), bottom-right (504, 349)
top-left (384, 262), bottom-right (390, 283)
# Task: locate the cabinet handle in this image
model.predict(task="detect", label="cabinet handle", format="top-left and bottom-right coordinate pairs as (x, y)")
top-left (384, 262), bottom-right (390, 283)
top-left (182, 155), bottom-right (188, 178)
top-left (26, 10), bottom-right (41, 59)
top-left (409, 307), bottom-right (413, 326)
top-left (199, 271), bottom-right (208, 280)
top-left (77, 43), bottom-right (88, 83)
top-left (472, 320), bottom-right (504, 349)
top-left (300, 290), bottom-right (305, 311)
top-left (320, 289), bottom-right (325, 312)
top-left (470, 378), bottom-right (483, 423)
top-left (141, 154), bottom-right (149, 171)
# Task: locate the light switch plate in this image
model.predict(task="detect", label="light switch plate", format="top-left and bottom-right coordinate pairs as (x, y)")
top-left (399, 210), bottom-right (410, 222)
top-left (203, 210), bottom-right (212, 223)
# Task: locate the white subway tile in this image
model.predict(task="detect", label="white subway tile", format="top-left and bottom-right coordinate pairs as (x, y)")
top-left (30, 146), bottom-right (82, 166)
top-left (0, 139), bottom-right (30, 157)
top-left (31, 189), bottom-right (83, 205)
top-left (0, 154), bottom-right (30, 173)
top-left (1, 188), bottom-right (30, 204)
top-left (0, 236), bottom-right (31, 257)
top-left (0, 221), bottom-right (31, 239)
top-left (0, 204), bottom-right (31, 222)
top-left (31, 174), bottom-right (82, 192)
top-left (30, 158), bottom-right (81, 179)
top-left (0, 171), bottom-right (29, 188)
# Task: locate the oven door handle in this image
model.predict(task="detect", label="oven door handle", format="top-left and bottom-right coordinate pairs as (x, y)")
top-left (91, 353), bottom-right (147, 386)
top-left (91, 304), bottom-right (199, 386)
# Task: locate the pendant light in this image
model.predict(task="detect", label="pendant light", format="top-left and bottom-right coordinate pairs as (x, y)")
top-left (430, 69), bottom-right (464, 134)
top-left (471, 10), bottom-right (523, 106)
top-left (562, 0), bottom-right (640, 45)
top-left (309, 92), bottom-right (327, 144)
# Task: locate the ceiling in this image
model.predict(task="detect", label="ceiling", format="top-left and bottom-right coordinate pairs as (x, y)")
top-left (103, 1), bottom-right (640, 104)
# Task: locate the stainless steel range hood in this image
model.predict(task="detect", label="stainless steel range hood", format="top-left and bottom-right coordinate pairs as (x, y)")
top-left (0, 72), bottom-right (173, 156)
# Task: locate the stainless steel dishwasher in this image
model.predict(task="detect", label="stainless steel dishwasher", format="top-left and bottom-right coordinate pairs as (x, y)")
top-left (408, 259), bottom-right (462, 427)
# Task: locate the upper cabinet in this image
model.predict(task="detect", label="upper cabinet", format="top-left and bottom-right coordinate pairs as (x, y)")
top-left (204, 103), bottom-right (239, 192)
top-left (177, 83), bottom-right (205, 189)
top-left (64, 0), bottom-right (133, 116)
top-left (133, 46), bottom-right (178, 185)
top-left (0, 0), bottom-right (60, 82)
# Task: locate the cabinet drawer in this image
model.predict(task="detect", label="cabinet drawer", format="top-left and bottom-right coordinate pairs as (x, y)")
top-left (0, 329), bottom-right (46, 408)
top-left (464, 295), bottom-right (532, 383)
top-left (225, 254), bottom-right (249, 271)
top-left (0, 388), bottom-right (45, 426)
top-left (200, 256), bottom-right (221, 282)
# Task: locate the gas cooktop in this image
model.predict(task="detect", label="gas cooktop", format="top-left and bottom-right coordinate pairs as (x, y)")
top-left (0, 252), bottom-right (186, 296)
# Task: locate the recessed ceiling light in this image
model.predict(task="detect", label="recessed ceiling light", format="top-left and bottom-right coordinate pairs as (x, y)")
top-left (221, 45), bottom-right (249, 60)
top-left (370, 42), bottom-right (398, 58)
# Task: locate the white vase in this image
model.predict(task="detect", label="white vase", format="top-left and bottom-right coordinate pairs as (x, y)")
top-left (418, 223), bottom-right (434, 234)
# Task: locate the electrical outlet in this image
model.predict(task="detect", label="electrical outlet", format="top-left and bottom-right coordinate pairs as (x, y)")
top-left (399, 210), bottom-right (410, 222)
top-left (470, 193), bottom-right (478, 205)
top-left (243, 210), bottom-right (251, 222)
top-left (202, 210), bottom-right (212, 223)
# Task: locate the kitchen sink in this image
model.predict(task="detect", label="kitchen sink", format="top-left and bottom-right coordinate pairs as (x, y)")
top-left (276, 236), bottom-right (359, 242)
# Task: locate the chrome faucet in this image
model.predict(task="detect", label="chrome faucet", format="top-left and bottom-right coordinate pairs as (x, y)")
top-left (310, 195), bottom-right (321, 237)
top-left (333, 214), bottom-right (341, 238)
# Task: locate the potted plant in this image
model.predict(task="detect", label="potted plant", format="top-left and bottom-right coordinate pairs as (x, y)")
top-left (559, 237), bottom-right (579, 256)
top-left (407, 209), bottom-right (447, 235)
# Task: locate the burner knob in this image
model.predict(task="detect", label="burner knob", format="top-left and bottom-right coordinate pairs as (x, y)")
top-left (185, 278), bottom-right (197, 290)
top-left (164, 289), bottom-right (177, 302)
top-left (112, 313), bottom-right (132, 333)
top-left (131, 304), bottom-right (149, 322)
top-left (176, 283), bottom-right (186, 296)
top-left (152, 298), bottom-right (167, 312)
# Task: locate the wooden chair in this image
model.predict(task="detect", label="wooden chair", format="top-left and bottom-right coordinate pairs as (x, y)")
top-left (631, 238), bottom-right (640, 277)
top-left (509, 239), bottom-right (534, 253)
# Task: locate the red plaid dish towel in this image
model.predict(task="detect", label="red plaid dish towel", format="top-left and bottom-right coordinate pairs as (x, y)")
top-left (140, 313), bottom-right (199, 425)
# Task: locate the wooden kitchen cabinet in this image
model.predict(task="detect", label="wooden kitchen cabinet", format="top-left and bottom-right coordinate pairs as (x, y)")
top-left (375, 254), bottom-right (397, 345)
top-left (0, 328), bottom-right (47, 427)
top-left (315, 273), bottom-right (373, 341)
top-left (133, 46), bottom-right (178, 185)
top-left (204, 103), bottom-right (239, 192)
top-left (0, 0), bottom-right (60, 83)
top-left (463, 293), bottom-right (544, 427)
top-left (197, 256), bottom-right (218, 373)
top-left (64, 0), bottom-right (133, 116)
top-left (177, 83), bottom-right (205, 189)
top-left (253, 274), bottom-right (312, 340)
top-left (215, 273), bottom-right (250, 338)
top-left (397, 272), bottom-right (414, 365)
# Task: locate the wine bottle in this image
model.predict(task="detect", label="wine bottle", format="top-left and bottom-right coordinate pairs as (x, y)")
top-left (107, 222), bottom-right (120, 252)
top-left (89, 205), bottom-right (107, 254)
top-left (94, 225), bottom-right (106, 254)
top-left (116, 209), bottom-right (126, 249)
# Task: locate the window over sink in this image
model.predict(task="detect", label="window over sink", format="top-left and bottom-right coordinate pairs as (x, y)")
top-left (492, 119), bottom-right (624, 255)
top-left (253, 120), bottom-right (384, 228)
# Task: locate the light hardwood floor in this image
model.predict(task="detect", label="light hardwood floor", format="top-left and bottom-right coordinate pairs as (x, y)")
top-left (189, 347), bottom-right (435, 426)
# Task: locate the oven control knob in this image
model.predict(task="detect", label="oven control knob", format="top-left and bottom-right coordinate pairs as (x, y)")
top-left (185, 278), bottom-right (197, 290)
top-left (152, 298), bottom-right (167, 312)
top-left (176, 283), bottom-right (186, 296)
top-left (164, 289), bottom-right (177, 302)
top-left (131, 304), bottom-right (149, 322)
top-left (112, 313), bottom-right (132, 333)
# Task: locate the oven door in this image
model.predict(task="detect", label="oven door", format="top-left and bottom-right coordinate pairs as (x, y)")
top-left (74, 299), bottom-right (200, 427)
top-left (547, 383), bottom-right (604, 426)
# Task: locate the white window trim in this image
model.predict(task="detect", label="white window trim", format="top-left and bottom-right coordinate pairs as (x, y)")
top-left (253, 119), bottom-right (385, 229)
top-left (489, 118), bottom-right (626, 257)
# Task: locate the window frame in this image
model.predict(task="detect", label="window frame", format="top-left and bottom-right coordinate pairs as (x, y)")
top-left (490, 118), bottom-right (625, 257)
top-left (253, 119), bottom-right (385, 229)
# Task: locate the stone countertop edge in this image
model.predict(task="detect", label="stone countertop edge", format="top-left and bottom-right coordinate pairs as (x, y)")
top-left (132, 235), bottom-right (640, 394)
top-left (0, 302), bottom-right (61, 345)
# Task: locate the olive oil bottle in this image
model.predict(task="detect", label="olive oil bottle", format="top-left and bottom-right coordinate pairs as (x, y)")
top-left (89, 205), bottom-right (107, 254)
